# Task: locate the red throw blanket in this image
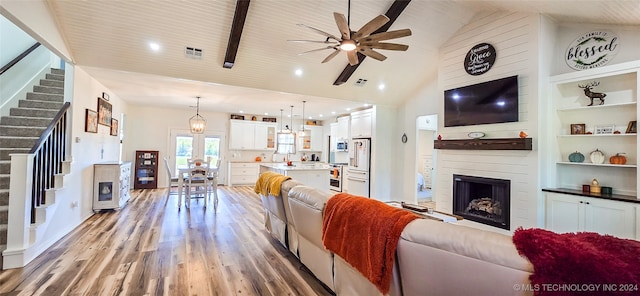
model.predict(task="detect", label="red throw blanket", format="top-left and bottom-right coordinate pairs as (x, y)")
top-left (513, 227), bottom-right (640, 296)
top-left (322, 193), bottom-right (419, 294)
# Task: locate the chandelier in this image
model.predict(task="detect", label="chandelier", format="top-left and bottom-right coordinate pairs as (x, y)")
top-left (189, 96), bottom-right (206, 134)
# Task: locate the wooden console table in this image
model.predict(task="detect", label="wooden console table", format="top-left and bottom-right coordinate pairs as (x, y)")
top-left (386, 201), bottom-right (463, 222)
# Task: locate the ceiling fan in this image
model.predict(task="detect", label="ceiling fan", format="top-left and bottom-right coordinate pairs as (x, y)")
top-left (289, 1), bottom-right (412, 66)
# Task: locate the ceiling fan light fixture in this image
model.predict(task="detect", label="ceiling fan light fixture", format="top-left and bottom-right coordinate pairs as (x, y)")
top-left (339, 40), bottom-right (357, 51)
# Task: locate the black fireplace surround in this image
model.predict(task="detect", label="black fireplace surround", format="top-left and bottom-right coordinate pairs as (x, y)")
top-left (453, 174), bottom-right (510, 230)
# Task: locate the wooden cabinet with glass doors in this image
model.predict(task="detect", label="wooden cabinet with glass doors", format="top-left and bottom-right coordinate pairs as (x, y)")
top-left (134, 150), bottom-right (159, 189)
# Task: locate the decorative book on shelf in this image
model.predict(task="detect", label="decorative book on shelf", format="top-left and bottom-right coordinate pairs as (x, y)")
top-left (434, 138), bottom-right (532, 150)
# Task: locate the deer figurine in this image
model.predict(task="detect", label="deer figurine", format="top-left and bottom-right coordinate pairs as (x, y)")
top-left (578, 81), bottom-right (606, 106)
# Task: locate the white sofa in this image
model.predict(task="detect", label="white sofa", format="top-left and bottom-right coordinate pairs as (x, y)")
top-left (398, 219), bottom-right (533, 296)
top-left (259, 178), bottom-right (303, 250)
top-left (261, 182), bottom-right (534, 295)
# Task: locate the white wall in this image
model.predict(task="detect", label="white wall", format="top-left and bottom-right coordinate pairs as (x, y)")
top-left (25, 66), bottom-right (126, 259)
top-left (0, 14), bottom-right (36, 66)
top-left (551, 23), bottom-right (640, 76)
top-left (396, 77), bottom-right (440, 203)
top-left (0, 1), bottom-right (73, 62)
top-left (123, 105), bottom-right (229, 187)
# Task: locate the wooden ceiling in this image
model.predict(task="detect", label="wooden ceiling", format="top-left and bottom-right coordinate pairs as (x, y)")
top-left (30, 0), bottom-right (640, 118)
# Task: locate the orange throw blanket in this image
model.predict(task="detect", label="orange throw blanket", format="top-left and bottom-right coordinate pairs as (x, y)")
top-left (322, 193), bottom-right (419, 294)
top-left (254, 171), bottom-right (291, 196)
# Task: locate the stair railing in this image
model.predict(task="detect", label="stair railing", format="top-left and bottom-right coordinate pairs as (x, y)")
top-left (0, 42), bottom-right (41, 76)
top-left (4, 102), bottom-right (71, 268)
top-left (28, 102), bottom-right (71, 223)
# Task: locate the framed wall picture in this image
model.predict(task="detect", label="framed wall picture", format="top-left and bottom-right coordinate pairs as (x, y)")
top-left (626, 120), bottom-right (637, 133)
top-left (595, 125), bottom-right (615, 135)
top-left (97, 97), bottom-right (112, 126)
top-left (85, 109), bottom-right (98, 133)
top-left (110, 118), bottom-right (119, 136)
top-left (570, 123), bottom-right (585, 135)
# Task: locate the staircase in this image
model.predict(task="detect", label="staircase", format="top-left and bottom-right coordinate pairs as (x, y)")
top-left (0, 68), bottom-right (66, 265)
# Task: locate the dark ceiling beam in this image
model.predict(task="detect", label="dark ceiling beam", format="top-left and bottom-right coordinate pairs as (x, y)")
top-left (223, 0), bottom-right (251, 69)
top-left (333, 0), bottom-right (411, 85)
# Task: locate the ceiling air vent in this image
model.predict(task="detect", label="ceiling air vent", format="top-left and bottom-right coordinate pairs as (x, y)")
top-left (185, 47), bottom-right (203, 59)
top-left (354, 78), bottom-right (368, 86)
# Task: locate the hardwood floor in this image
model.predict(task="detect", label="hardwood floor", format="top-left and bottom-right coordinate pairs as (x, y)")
top-left (0, 186), bottom-right (334, 296)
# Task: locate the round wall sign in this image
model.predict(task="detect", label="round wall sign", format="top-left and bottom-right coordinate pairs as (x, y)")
top-left (464, 43), bottom-right (496, 76)
top-left (565, 31), bottom-right (619, 71)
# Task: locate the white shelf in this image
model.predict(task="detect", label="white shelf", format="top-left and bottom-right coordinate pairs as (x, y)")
top-left (557, 133), bottom-right (637, 138)
top-left (557, 101), bottom-right (636, 112)
top-left (556, 161), bottom-right (637, 168)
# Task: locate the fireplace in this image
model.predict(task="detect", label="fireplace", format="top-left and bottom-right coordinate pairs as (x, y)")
top-left (453, 175), bottom-right (510, 230)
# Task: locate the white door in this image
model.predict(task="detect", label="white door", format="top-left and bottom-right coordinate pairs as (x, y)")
top-left (169, 129), bottom-right (225, 181)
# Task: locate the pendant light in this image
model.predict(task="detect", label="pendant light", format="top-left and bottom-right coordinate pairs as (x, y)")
top-left (299, 100), bottom-right (307, 136)
top-left (189, 96), bottom-right (206, 134)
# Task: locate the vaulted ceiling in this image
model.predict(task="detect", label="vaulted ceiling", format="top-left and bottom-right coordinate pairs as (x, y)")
top-left (41, 0), bottom-right (640, 119)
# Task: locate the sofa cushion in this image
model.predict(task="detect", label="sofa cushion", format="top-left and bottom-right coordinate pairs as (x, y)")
top-left (287, 185), bottom-right (332, 248)
top-left (401, 219), bottom-right (533, 272)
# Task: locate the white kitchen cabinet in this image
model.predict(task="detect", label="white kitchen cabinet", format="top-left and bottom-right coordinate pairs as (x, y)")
top-left (330, 123), bottom-right (338, 152)
top-left (228, 162), bottom-right (259, 186)
top-left (337, 116), bottom-right (350, 140)
top-left (350, 109), bottom-right (372, 138)
top-left (255, 122), bottom-right (277, 150)
top-left (299, 125), bottom-right (323, 151)
top-left (229, 120), bottom-right (276, 150)
top-left (93, 162), bottom-right (132, 211)
top-left (545, 192), bottom-right (637, 239)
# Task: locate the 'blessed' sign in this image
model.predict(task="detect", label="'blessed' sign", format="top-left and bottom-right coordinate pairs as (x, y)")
top-left (566, 31), bottom-right (619, 71)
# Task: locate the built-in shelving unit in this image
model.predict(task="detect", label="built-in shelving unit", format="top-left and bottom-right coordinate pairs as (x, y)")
top-left (545, 60), bottom-right (639, 197)
top-left (434, 138), bottom-right (532, 150)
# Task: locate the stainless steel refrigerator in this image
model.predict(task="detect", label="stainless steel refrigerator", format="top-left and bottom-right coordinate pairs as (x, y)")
top-left (347, 138), bottom-right (370, 197)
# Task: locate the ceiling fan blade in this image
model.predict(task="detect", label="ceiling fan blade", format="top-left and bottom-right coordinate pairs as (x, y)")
top-left (296, 23), bottom-right (340, 41)
top-left (287, 39), bottom-right (339, 44)
top-left (359, 42), bottom-right (409, 51)
top-left (360, 29), bottom-right (412, 42)
top-left (357, 47), bottom-right (387, 61)
top-left (298, 46), bottom-right (337, 55)
top-left (352, 15), bottom-right (390, 40)
top-left (322, 49), bottom-right (341, 63)
top-left (333, 12), bottom-right (350, 40)
top-left (347, 50), bottom-right (359, 66)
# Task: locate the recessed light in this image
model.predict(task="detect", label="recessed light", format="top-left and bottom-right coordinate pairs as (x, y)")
top-left (331, 111), bottom-right (336, 115)
top-left (239, 110), bottom-right (244, 113)
top-left (149, 42), bottom-right (160, 51)
top-left (264, 112), bottom-right (268, 115)
top-left (319, 114), bottom-right (324, 117)
top-left (295, 69), bottom-right (303, 76)
top-left (346, 108), bottom-right (351, 111)
top-left (378, 83), bottom-right (385, 90)
top-left (364, 103), bottom-right (370, 107)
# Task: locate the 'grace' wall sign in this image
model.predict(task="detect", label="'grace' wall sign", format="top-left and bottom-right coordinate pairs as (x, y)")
top-left (464, 43), bottom-right (496, 76)
top-left (565, 30), bottom-right (619, 71)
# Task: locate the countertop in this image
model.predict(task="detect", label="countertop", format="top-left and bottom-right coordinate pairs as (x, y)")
top-left (542, 188), bottom-right (640, 204)
top-left (260, 162), bottom-right (331, 171)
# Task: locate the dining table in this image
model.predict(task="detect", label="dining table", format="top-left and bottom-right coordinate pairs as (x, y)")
top-left (177, 165), bottom-right (219, 207)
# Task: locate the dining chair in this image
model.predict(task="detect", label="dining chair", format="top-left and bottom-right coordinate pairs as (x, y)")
top-left (207, 159), bottom-right (222, 209)
top-left (184, 166), bottom-right (210, 208)
top-left (163, 157), bottom-right (183, 197)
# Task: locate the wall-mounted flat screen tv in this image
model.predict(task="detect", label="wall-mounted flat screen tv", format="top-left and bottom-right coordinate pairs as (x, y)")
top-left (444, 75), bottom-right (519, 127)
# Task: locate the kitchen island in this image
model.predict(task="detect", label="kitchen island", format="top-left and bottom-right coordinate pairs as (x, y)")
top-left (259, 162), bottom-right (331, 193)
